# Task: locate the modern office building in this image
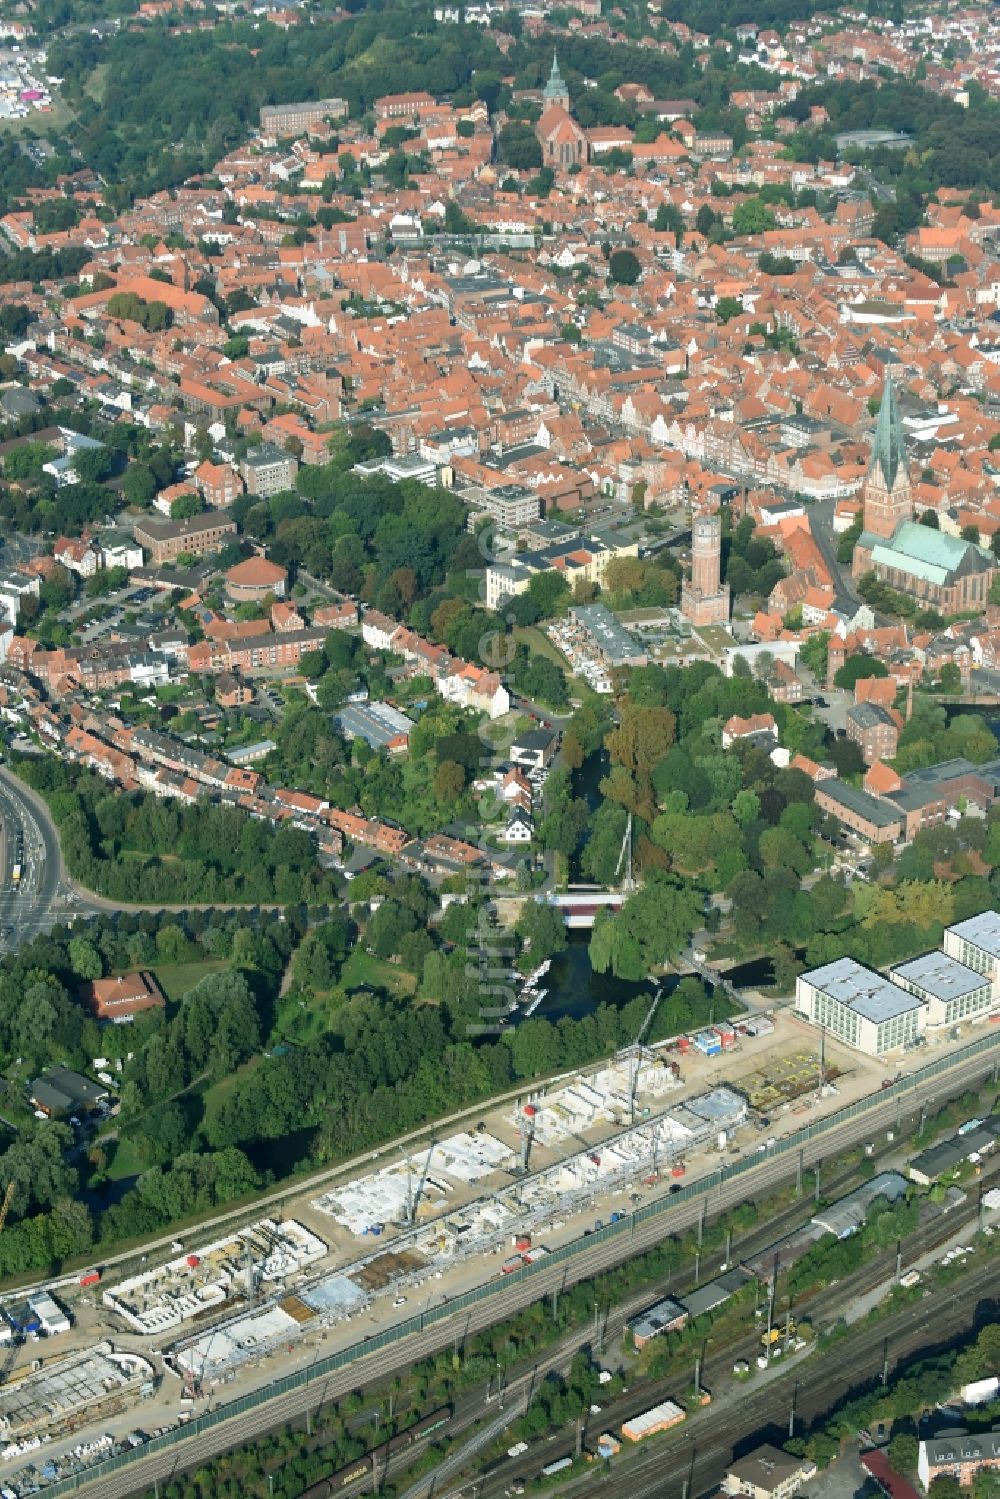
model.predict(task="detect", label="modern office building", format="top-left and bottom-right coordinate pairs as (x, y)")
top-left (794, 957), bottom-right (925, 1055)
top-left (891, 951), bottom-right (996, 1028)
top-left (569, 603), bottom-right (647, 668)
top-left (241, 443), bottom-right (299, 498)
top-left (943, 912), bottom-right (1000, 987)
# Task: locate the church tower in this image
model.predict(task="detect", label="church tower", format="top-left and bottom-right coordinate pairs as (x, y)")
top-left (543, 52), bottom-right (570, 111)
top-left (861, 374), bottom-right (911, 541)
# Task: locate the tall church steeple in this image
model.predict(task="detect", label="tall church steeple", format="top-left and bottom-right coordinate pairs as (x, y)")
top-left (861, 373), bottom-right (912, 541)
top-left (870, 372), bottom-right (907, 494)
top-left (543, 51), bottom-right (570, 110)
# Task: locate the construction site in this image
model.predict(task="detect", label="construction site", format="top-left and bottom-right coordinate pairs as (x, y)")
top-left (167, 1071), bottom-right (753, 1390)
top-left (103, 1219), bottom-right (328, 1338)
top-left (738, 1048), bottom-right (843, 1114)
top-left (0, 1008), bottom-right (887, 1492)
top-left (0, 1343), bottom-right (155, 1457)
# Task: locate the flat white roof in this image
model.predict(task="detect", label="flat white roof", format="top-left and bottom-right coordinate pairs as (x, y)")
top-left (947, 911), bottom-right (1000, 960)
top-left (802, 957), bottom-right (922, 1024)
top-left (892, 951), bottom-right (988, 1003)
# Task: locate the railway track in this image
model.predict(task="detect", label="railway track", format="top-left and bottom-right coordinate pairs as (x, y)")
top-left (308, 1117), bottom-right (928, 1499)
top-left (59, 1044), bottom-right (1000, 1498)
top-left (567, 1265), bottom-right (1000, 1499)
top-left (465, 1191), bottom-right (999, 1499)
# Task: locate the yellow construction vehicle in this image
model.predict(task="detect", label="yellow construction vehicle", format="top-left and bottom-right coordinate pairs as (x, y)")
top-left (761, 1319), bottom-right (796, 1348)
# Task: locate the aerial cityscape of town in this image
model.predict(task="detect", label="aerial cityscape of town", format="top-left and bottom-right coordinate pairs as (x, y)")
top-left (0, 0), bottom-right (996, 1495)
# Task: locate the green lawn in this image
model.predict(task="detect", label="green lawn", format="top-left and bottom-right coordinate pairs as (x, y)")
top-left (196, 1056), bottom-right (262, 1125)
top-left (514, 624), bottom-right (600, 704)
top-left (513, 625), bottom-right (568, 669)
top-left (273, 987), bottom-right (343, 1046)
top-left (272, 949), bottom-right (419, 1045)
top-left (152, 959), bottom-right (227, 1003)
top-left (339, 947), bottom-right (417, 998)
top-left (104, 1134), bottom-right (147, 1182)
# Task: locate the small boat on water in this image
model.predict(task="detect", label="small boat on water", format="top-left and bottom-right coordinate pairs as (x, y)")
top-left (522, 989), bottom-right (546, 1017)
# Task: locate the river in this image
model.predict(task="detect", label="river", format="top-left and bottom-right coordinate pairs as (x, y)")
top-left (534, 930), bottom-right (660, 1024)
top-left (535, 933), bottom-right (766, 1025)
top-left (531, 750), bottom-right (768, 1021)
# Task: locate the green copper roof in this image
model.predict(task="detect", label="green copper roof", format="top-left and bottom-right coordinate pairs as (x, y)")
top-left (869, 519), bottom-right (992, 586)
top-left (870, 374), bottom-right (907, 491)
top-left (544, 51), bottom-right (566, 100)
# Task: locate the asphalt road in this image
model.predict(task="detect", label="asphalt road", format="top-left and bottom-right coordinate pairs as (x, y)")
top-left (0, 764), bottom-right (83, 947)
top-left (63, 1042), bottom-right (1000, 1499)
top-left (807, 496), bottom-right (860, 610)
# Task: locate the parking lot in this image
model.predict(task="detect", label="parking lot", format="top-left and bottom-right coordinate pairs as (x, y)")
top-left (807, 1447), bottom-right (876, 1499)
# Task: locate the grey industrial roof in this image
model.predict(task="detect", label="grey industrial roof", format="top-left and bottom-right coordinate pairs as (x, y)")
top-left (29, 1067), bottom-right (107, 1113)
top-left (725, 1446), bottom-right (812, 1495)
top-left (628, 1296), bottom-right (687, 1340)
top-left (801, 957), bottom-right (923, 1024)
top-left (512, 728), bottom-right (555, 752)
top-left (947, 910), bottom-right (1000, 960)
top-left (333, 701), bottom-right (414, 749)
top-left (892, 951), bottom-right (988, 1003)
top-left (681, 1266), bottom-right (752, 1320)
top-left (242, 442), bottom-right (294, 468)
top-left (684, 1087), bottom-right (747, 1124)
top-left (847, 700), bottom-right (896, 729)
top-left (899, 755), bottom-right (977, 791)
top-left (910, 1117), bottom-right (1000, 1180)
top-left (819, 779), bottom-right (903, 828)
top-left (572, 603), bottom-right (643, 665)
top-left (812, 1170), bottom-right (907, 1238)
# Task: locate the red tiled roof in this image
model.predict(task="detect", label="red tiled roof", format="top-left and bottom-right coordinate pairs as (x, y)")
top-left (860, 1449), bottom-right (921, 1499)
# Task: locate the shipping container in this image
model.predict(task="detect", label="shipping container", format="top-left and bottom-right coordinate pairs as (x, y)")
top-left (621, 1400), bottom-right (686, 1442)
top-left (541, 1456), bottom-right (573, 1477)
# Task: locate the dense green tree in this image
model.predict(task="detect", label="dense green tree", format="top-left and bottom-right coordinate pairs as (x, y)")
top-left (589, 873), bottom-right (700, 979)
top-left (715, 296), bottom-right (744, 323)
top-left (608, 248), bottom-right (642, 285)
top-left (515, 900), bottom-right (567, 966)
top-left (833, 654), bottom-right (889, 690)
top-left (732, 199), bottom-right (776, 235)
top-left (888, 1432), bottom-right (918, 1474)
top-left (498, 122), bottom-right (542, 169)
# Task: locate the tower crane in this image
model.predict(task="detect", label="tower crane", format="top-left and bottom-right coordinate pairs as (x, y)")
top-left (628, 986), bottom-right (663, 1125)
top-left (0, 1183), bottom-right (20, 1386)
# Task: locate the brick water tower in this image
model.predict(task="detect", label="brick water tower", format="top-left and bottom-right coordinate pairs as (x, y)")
top-left (681, 511), bottom-right (730, 626)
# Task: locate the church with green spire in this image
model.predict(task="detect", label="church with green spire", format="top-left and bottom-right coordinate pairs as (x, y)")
top-left (852, 373), bottom-right (995, 612)
top-left (859, 373), bottom-right (910, 541)
top-left (543, 52), bottom-right (569, 110)
top-left (535, 50), bottom-right (587, 170)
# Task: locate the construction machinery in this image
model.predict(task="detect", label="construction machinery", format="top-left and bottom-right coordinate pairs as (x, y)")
top-left (626, 986), bottom-right (663, 1125)
top-left (761, 1319), bottom-right (796, 1348)
top-left (0, 1181), bottom-right (20, 1385)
